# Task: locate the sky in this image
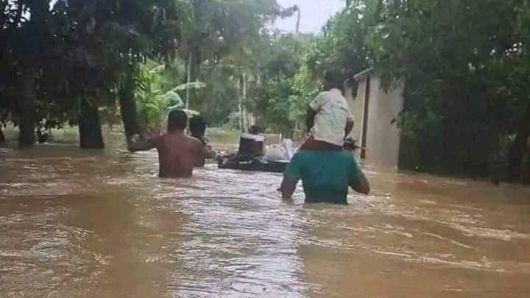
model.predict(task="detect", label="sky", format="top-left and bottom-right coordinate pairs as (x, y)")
top-left (275, 0), bottom-right (346, 33)
top-left (48, 0), bottom-right (344, 34)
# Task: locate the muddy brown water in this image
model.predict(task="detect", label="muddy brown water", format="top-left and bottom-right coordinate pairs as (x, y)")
top-left (1, 139), bottom-right (530, 297)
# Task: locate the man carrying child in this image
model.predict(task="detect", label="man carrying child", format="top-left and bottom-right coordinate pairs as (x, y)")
top-left (280, 70), bottom-right (370, 204)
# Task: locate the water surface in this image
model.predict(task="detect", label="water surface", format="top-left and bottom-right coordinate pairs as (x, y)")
top-left (1, 142), bottom-right (529, 297)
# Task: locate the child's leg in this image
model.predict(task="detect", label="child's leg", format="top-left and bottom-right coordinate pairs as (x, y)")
top-left (300, 136), bottom-right (342, 151)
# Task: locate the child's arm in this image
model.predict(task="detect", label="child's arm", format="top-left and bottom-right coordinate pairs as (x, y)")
top-left (306, 93), bottom-right (325, 132)
top-left (345, 115), bottom-right (354, 137)
top-left (305, 107), bottom-right (317, 133)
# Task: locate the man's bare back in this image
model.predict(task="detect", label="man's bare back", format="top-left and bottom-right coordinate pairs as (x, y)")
top-left (127, 110), bottom-right (205, 178)
top-left (150, 132), bottom-right (204, 178)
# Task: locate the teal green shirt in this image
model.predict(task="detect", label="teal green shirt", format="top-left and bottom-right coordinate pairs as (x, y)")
top-left (284, 150), bottom-right (364, 204)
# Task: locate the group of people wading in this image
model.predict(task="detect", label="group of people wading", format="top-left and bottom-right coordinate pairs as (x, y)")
top-left (128, 70), bottom-right (371, 204)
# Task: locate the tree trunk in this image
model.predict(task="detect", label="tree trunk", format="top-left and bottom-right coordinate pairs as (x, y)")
top-left (507, 104), bottom-right (530, 182)
top-left (118, 68), bottom-right (142, 140)
top-left (78, 97), bottom-right (104, 149)
top-left (18, 69), bottom-right (36, 148)
top-left (185, 47), bottom-right (202, 110)
top-left (507, 130), bottom-right (529, 182)
top-left (191, 47), bottom-right (202, 82)
top-left (0, 126), bottom-right (5, 143)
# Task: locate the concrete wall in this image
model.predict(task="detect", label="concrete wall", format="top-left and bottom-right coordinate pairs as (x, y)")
top-left (364, 78), bottom-right (404, 169)
top-left (347, 75), bottom-right (404, 169)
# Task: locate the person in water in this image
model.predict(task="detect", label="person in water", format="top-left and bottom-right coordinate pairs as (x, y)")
top-left (280, 70), bottom-right (369, 204)
top-left (280, 147), bottom-right (370, 204)
top-left (189, 115), bottom-right (208, 145)
top-left (302, 70), bottom-right (355, 150)
top-left (128, 109), bottom-right (205, 178)
top-left (189, 115), bottom-right (216, 159)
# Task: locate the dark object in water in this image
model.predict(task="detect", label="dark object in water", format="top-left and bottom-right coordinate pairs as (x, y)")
top-left (218, 156), bottom-right (288, 173)
top-left (37, 130), bottom-right (49, 144)
top-left (238, 133), bottom-right (264, 157)
top-left (218, 131), bottom-right (283, 173)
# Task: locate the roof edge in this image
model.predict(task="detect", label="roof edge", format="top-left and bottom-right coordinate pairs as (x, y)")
top-left (353, 67), bottom-right (374, 81)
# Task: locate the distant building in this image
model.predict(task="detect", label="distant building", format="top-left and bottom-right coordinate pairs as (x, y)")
top-left (345, 68), bottom-right (405, 169)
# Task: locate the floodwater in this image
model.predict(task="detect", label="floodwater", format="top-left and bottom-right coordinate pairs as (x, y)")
top-left (1, 139), bottom-right (530, 297)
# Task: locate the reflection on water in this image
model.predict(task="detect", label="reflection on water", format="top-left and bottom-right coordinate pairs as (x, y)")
top-left (1, 142), bottom-right (530, 297)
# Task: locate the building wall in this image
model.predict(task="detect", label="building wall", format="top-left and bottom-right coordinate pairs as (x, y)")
top-left (365, 78), bottom-right (404, 169)
top-left (347, 75), bottom-right (404, 169)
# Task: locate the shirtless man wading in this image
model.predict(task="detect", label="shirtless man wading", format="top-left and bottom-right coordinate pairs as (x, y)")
top-left (127, 110), bottom-right (205, 178)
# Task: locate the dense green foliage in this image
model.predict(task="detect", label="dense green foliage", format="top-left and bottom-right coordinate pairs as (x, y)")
top-left (296, 0), bottom-right (530, 181)
top-left (245, 34), bottom-right (317, 135)
top-left (0, 0), bottom-right (285, 145)
top-left (1, 0), bottom-right (185, 147)
top-left (1, 0), bottom-right (529, 181)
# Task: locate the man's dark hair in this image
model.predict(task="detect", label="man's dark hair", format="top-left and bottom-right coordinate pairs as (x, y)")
top-left (167, 109), bottom-right (188, 132)
top-left (323, 69), bottom-right (345, 92)
top-left (189, 115), bottom-right (207, 137)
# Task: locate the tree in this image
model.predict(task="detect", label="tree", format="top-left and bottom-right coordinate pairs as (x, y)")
top-left (0, 0), bottom-right (187, 148)
top-left (305, 0), bottom-right (379, 80)
top-left (0, 0), bottom-right (52, 147)
top-left (1, 0), bottom-right (285, 146)
top-left (178, 0), bottom-right (280, 115)
top-left (305, 0), bottom-right (530, 180)
top-left (368, 0), bottom-right (530, 177)
top-left (59, 0), bottom-right (184, 145)
top-left (245, 34), bottom-right (316, 135)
